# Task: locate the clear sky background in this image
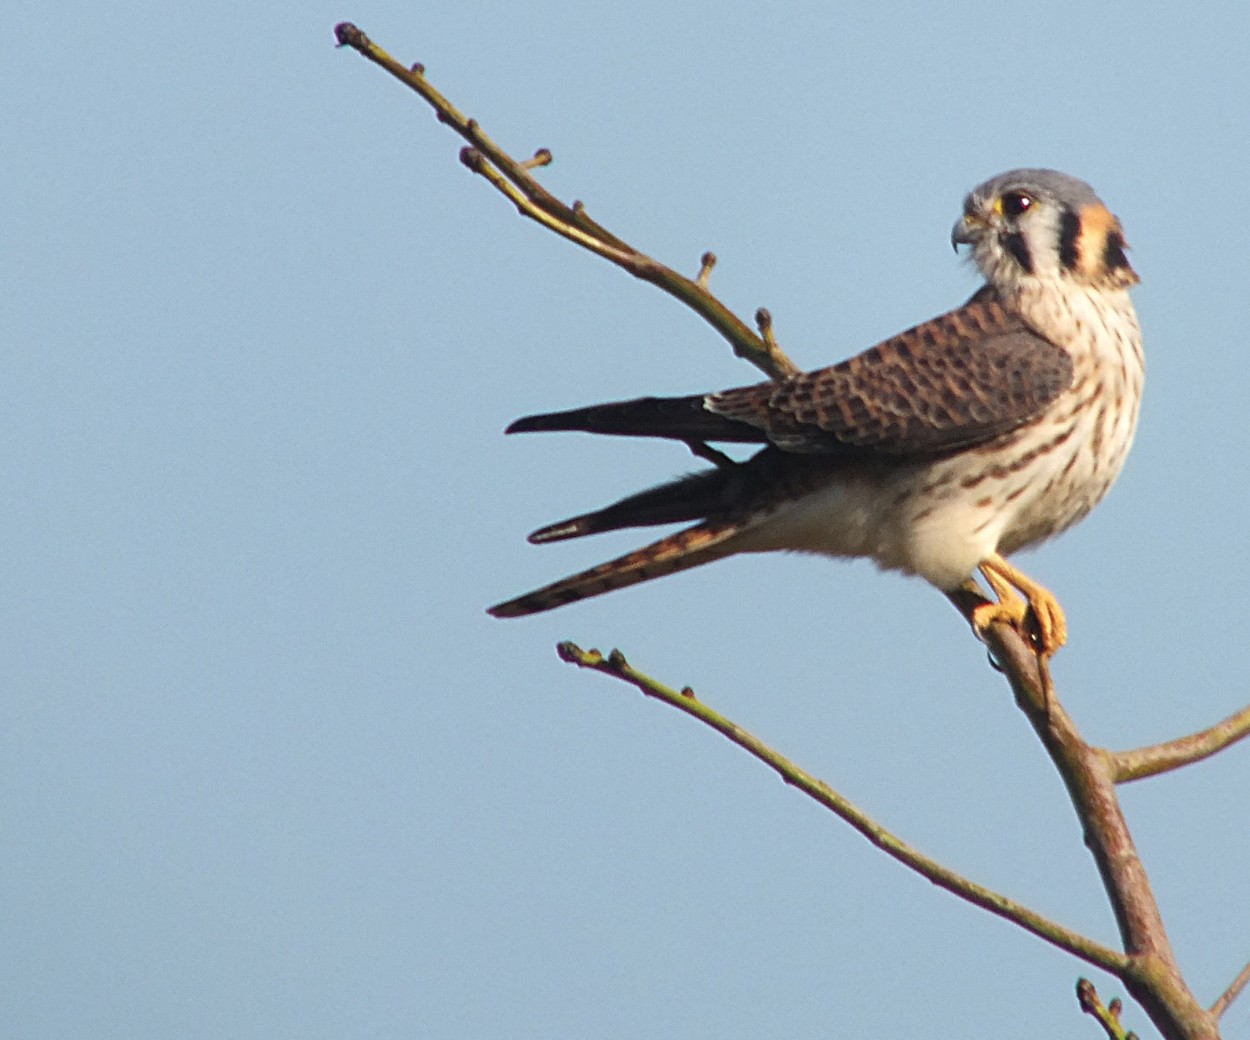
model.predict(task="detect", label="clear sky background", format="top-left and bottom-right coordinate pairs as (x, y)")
top-left (5, 3), bottom-right (1250, 1038)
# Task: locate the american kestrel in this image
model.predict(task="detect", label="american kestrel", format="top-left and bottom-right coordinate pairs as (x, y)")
top-left (489, 169), bottom-right (1143, 656)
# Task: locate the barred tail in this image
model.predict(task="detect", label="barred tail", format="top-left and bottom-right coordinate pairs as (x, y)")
top-left (488, 521), bottom-right (743, 618)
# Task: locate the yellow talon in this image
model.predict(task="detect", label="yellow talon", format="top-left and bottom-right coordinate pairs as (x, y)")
top-left (972, 553), bottom-right (1068, 657)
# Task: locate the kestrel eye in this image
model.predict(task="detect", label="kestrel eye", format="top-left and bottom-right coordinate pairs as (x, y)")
top-left (1000, 191), bottom-right (1034, 218)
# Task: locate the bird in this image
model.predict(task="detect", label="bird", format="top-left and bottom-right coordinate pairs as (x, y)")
top-left (488, 169), bottom-right (1143, 657)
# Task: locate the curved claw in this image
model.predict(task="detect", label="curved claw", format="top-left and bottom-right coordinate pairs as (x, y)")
top-left (974, 554), bottom-right (1068, 657)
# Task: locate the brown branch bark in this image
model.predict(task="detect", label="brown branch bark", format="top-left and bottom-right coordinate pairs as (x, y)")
top-left (1211, 958), bottom-right (1250, 1020)
top-left (945, 588), bottom-right (1219, 1040)
top-left (1108, 701), bottom-right (1250, 783)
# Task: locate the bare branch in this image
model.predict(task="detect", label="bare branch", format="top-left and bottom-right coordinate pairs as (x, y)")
top-left (754, 308), bottom-right (794, 384)
top-left (333, 22), bottom-right (798, 382)
top-left (555, 640), bottom-right (1131, 977)
top-left (1211, 957), bottom-right (1250, 1019)
top-left (1109, 701), bottom-right (1250, 784)
top-left (1078, 978), bottom-right (1140, 1040)
top-left (943, 588), bottom-right (1219, 1040)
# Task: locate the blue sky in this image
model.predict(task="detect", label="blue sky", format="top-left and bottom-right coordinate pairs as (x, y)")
top-left (5, 2), bottom-right (1249, 1038)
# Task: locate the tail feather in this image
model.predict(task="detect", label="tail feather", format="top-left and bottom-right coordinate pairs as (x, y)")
top-left (528, 468), bottom-right (738, 543)
top-left (506, 394), bottom-right (766, 444)
top-left (490, 441), bottom-right (816, 618)
top-left (488, 521), bottom-right (743, 618)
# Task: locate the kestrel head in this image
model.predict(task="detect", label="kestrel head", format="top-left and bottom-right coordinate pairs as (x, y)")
top-left (952, 169), bottom-right (1139, 293)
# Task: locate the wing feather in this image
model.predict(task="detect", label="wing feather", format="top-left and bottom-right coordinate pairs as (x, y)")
top-left (708, 297), bottom-right (1073, 456)
top-left (503, 296), bottom-right (1072, 461)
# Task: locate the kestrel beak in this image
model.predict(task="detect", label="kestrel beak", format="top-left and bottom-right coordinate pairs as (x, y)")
top-left (951, 212), bottom-right (985, 251)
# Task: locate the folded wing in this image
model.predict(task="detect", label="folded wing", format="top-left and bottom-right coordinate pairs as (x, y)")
top-left (508, 294), bottom-right (1073, 460)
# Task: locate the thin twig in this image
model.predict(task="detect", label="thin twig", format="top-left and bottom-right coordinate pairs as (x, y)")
top-left (1211, 957), bottom-right (1250, 1019)
top-left (1109, 702), bottom-right (1250, 783)
top-left (556, 640), bottom-right (1131, 977)
top-left (754, 308), bottom-right (793, 381)
top-left (1078, 978), bottom-right (1140, 1040)
top-left (333, 22), bottom-right (798, 382)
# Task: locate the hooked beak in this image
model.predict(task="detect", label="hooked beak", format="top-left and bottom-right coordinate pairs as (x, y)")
top-left (950, 213), bottom-right (983, 251)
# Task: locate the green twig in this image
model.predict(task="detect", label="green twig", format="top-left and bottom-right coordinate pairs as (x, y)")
top-left (1078, 978), bottom-right (1140, 1040)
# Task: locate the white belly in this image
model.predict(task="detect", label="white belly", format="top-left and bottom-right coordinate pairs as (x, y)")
top-left (733, 287), bottom-right (1143, 591)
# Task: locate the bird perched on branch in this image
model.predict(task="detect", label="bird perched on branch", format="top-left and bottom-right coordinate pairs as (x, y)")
top-left (489, 169), bottom-right (1143, 657)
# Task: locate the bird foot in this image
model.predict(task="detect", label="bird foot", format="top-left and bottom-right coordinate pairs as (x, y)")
top-left (974, 556), bottom-right (1068, 658)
